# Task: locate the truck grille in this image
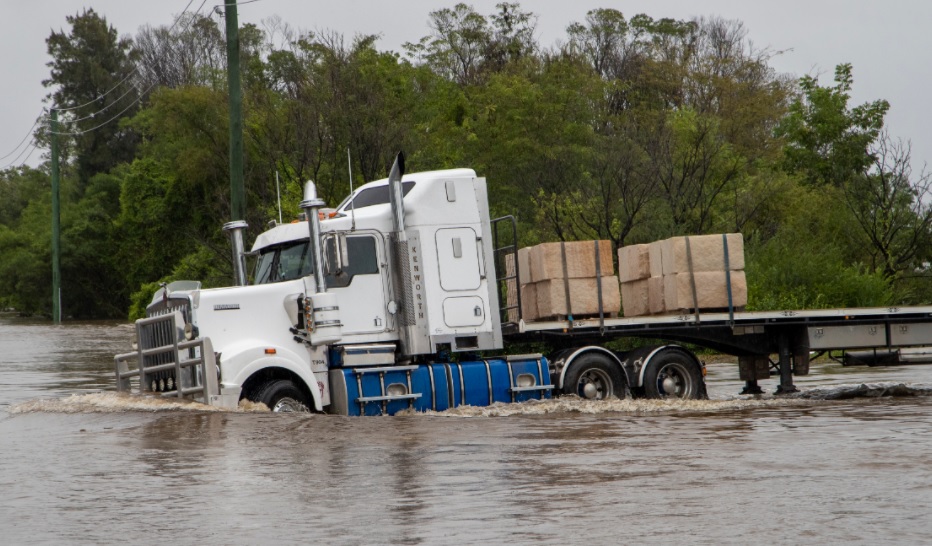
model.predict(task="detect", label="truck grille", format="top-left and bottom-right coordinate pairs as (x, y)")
top-left (142, 295), bottom-right (193, 392)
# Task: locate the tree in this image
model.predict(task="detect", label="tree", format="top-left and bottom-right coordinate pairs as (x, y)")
top-left (59, 173), bottom-right (127, 318)
top-left (647, 108), bottom-right (743, 234)
top-left (406, 3), bottom-right (490, 86)
top-left (462, 59), bottom-right (599, 241)
top-left (134, 12), bottom-right (226, 91)
top-left (777, 63), bottom-right (889, 188)
top-left (844, 133), bottom-right (932, 280)
top-left (44, 8), bottom-right (140, 189)
top-left (406, 3), bottom-right (536, 86)
top-left (565, 9), bottom-right (631, 79)
top-left (484, 3), bottom-right (537, 71)
top-left (0, 167), bottom-right (49, 228)
top-left (0, 197), bottom-right (51, 315)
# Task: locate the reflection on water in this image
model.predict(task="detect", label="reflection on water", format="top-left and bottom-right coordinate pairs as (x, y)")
top-left (3, 313), bottom-right (932, 544)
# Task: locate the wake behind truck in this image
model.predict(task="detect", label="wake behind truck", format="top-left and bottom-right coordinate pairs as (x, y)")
top-left (115, 154), bottom-right (932, 414)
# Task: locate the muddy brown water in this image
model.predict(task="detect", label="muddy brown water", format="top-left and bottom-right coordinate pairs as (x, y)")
top-left (2, 313), bottom-right (932, 544)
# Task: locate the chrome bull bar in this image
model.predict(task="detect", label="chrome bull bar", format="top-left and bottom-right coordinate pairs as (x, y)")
top-left (114, 311), bottom-right (219, 402)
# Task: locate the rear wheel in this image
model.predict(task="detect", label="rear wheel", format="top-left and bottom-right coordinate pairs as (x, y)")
top-left (643, 351), bottom-right (702, 400)
top-left (254, 379), bottom-right (311, 412)
top-left (562, 353), bottom-right (626, 400)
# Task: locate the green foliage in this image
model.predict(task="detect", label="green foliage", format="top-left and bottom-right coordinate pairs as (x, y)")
top-left (842, 135), bottom-right (932, 280)
top-left (777, 63), bottom-right (889, 188)
top-left (0, 186), bottom-right (53, 315)
top-left (747, 239), bottom-right (893, 310)
top-left (745, 185), bottom-right (894, 310)
top-left (4, 7), bottom-right (929, 320)
top-left (59, 173), bottom-right (127, 318)
top-left (0, 167), bottom-right (49, 227)
top-left (127, 246), bottom-right (227, 320)
top-left (128, 281), bottom-right (160, 321)
top-left (465, 59), bottom-right (600, 236)
top-left (44, 8), bottom-right (139, 188)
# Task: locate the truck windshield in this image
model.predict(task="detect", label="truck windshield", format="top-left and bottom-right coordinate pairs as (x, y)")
top-left (337, 181), bottom-right (415, 212)
top-left (254, 240), bottom-right (313, 284)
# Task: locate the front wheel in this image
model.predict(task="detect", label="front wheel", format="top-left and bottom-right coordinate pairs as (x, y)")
top-left (562, 353), bottom-right (626, 400)
top-left (642, 351), bottom-right (703, 400)
top-left (253, 379), bottom-right (311, 412)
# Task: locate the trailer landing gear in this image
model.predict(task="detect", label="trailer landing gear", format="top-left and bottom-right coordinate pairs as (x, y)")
top-left (741, 381), bottom-right (764, 395)
top-left (775, 334), bottom-right (798, 395)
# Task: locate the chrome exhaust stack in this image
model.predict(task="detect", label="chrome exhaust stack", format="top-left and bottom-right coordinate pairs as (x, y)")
top-left (222, 220), bottom-right (249, 286)
top-left (386, 152), bottom-right (429, 356)
top-left (388, 152), bottom-right (406, 234)
top-left (300, 180), bottom-right (328, 294)
top-left (299, 180), bottom-right (342, 345)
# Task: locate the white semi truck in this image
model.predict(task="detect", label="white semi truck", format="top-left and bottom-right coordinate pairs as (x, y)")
top-left (115, 154), bottom-right (932, 414)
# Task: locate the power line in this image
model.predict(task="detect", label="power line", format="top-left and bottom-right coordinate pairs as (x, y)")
top-left (53, 0), bottom-right (197, 115)
top-left (0, 114), bottom-right (43, 161)
top-left (51, 0), bottom-right (211, 137)
top-left (53, 71), bottom-right (140, 114)
top-left (1, 137), bottom-right (39, 170)
top-left (66, 82), bottom-right (141, 125)
top-left (52, 94), bottom-right (142, 137)
top-left (0, 1), bottom-right (202, 165)
top-left (15, 141), bottom-right (40, 169)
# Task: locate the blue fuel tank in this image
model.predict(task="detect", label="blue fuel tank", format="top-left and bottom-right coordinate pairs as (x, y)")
top-left (328, 355), bottom-right (552, 416)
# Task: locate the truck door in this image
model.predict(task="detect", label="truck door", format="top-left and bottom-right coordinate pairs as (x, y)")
top-left (325, 233), bottom-right (388, 335)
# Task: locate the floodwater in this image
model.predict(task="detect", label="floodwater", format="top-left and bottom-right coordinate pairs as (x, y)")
top-left (2, 313), bottom-right (932, 545)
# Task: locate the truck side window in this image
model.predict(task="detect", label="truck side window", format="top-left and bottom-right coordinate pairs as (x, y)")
top-left (325, 235), bottom-right (379, 288)
top-left (337, 181), bottom-right (415, 211)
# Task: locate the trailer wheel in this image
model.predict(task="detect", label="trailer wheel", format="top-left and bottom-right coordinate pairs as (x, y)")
top-left (643, 350), bottom-right (702, 400)
top-left (562, 353), bottom-right (626, 400)
top-left (254, 379), bottom-right (310, 413)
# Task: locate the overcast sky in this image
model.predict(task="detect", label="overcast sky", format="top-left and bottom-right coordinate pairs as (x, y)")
top-left (2, 0), bottom-right (930, 173)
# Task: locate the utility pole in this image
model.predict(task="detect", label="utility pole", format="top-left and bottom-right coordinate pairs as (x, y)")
top-left (223, 1), bottom-right (249, 286)
top-left (50, 109), bottom-right (61, 323)
top-left (225, 0), bottom-right (244, 222)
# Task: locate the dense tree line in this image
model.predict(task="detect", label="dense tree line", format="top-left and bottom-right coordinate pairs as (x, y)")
top-left (1, 4), bottom-right (931, 319)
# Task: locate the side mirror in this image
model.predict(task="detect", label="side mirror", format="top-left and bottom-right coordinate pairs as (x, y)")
top-left (282, 293), bottom-right (302, 328)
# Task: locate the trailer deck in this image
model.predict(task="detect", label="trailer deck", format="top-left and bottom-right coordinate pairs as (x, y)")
top-left (504, 305), bottom-right (932, 393)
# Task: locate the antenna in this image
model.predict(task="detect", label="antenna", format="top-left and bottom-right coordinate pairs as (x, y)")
top-left (275, 171), bottom-right (282, 224)
top-left (347, 147), bottom-right (356, 231)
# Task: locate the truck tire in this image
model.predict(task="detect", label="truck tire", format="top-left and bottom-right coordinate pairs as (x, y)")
top-left (562, 353), bottom-right (626, 400)
top-left (643, 350), bottom-right (702, 400)
top-left (254, 379), bottom-right (311, 413)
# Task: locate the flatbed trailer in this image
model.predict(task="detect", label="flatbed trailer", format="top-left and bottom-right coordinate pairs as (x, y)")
top-left (503, 306), bottom-right (932, 394)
